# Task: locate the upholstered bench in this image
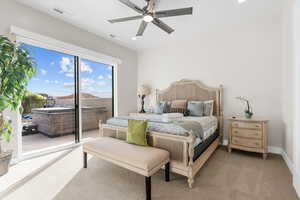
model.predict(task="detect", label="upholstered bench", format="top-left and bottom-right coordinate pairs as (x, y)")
top-left (83, 137), bottom-right (170, 200)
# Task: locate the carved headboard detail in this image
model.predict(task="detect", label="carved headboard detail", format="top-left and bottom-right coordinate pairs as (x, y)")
top-left (155, 79), bottom-right (224, 140)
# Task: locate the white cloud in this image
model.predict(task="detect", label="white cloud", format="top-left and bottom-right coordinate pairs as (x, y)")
top-left (50, 61), bottom-right (55, 65)
top-left (82, 78), bottom-right (95, 89)
top-left (96, 81), bottom-right (106, 86)
top-left (66, 73), bottom-right (74, 78)
top-left (81, 61), bottom-right (93, 73)
top-left (32, 78), bottom-right (39, 81)
top-left (107, 66), bottom-right (112, 71)
top-left (60, 57), bottom-right (73, 73)
top-left (98, 75), bottom-right (104, 79)
top-left (107, 74), bottom-right (112, 79)
top-left (64, 82), bottom-right (74, 87)
top-left (41, 69), bottom-right (47, 75)
top-left (45, 80), bottom-right (59, 84)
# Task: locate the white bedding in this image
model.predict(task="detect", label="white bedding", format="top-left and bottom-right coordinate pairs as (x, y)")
top-left (182, 116), bottom-right (218, 147)
top-left (107, 114), bottom-right (218, 147)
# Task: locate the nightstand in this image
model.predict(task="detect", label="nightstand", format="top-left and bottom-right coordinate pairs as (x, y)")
top-left (228, 118), bottom-right (269, 159)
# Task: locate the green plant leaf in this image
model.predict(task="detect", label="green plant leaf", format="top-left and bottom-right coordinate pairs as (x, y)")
top-left (0, 96), bottom-right (8, 111)
top-left (0, 35), bottom-right (36, 142)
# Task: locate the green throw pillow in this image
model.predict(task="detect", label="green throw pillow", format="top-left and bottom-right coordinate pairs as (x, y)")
top-left (127, 119), bottom-right (148, 146)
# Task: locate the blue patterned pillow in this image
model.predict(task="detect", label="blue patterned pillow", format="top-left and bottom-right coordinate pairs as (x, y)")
top-left (154, 101), bottom-right (167, 114)
top-left (187, 101), bottom-right (204, 116)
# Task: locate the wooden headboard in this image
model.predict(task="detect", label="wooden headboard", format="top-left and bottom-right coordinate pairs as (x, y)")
top-left (155, 79), bottom-right (224, 140)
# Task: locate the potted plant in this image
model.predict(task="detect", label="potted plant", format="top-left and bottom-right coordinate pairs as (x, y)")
top-left (0, 35), bottom-right (36, 176)
top-left (236, 96), bottom-right (253, 119)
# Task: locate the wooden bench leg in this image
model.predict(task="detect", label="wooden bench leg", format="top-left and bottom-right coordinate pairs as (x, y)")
top-left (83, 152), bottom-right (87, 168)
top-left (165, 162), bottom-right (170, 182)
top-left (145, 176), bottom-right (151, 200)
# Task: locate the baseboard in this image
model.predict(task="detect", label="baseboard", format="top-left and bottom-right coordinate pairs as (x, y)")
top-left (222, 139), bottom-right (228, 146)
top-left (294, 170), bottom-right (300, 198)
top-left (281, 150), bottom-right (295, 175)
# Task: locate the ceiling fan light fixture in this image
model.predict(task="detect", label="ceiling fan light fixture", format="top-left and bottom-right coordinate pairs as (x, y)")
top-left (143, 15), bottom-right (153, 22)
top-left (238, 0), bottom-right (247, 4)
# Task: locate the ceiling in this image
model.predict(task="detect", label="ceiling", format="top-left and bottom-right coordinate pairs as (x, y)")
top-left (15, 0), bottom-right (283, 51)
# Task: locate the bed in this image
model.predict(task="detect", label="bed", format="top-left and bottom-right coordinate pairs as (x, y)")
top-left (99, 79), bottom-right (224, 188)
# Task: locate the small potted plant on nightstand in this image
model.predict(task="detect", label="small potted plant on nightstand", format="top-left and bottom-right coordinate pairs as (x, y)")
top-left (236, 96), bottom-right (253, 119)
top-left (0, 35), bottom-right (36, 176)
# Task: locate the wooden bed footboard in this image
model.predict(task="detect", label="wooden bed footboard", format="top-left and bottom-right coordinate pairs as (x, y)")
top-left (99, 120), bottom-right (220, 188)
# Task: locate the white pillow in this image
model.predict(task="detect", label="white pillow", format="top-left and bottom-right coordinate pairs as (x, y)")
top-left (162, 113), bottom-right (183, 122)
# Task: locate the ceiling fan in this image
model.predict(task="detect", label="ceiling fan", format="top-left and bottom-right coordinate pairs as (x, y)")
top-left (108, 0), bottom-right (193, 36)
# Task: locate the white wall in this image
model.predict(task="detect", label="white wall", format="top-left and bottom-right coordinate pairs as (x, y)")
top-left (293, 0), bottom-right (300, 196)
top-left (0, 0), bottom-right (137, 156)
top-left (138, 20), bottom-right (283, 148)
top-left (282, 0), bottom-right (295, 162)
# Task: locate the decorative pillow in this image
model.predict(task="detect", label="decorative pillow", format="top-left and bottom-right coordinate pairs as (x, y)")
top-left (127, 119), bottom-right (148, 146)
top-left (154, 101), bottom-right (167, 114)
top-left (170, 100), bottom-right (188, 115)
top-left (171, 100), bottom-right (187, 109)
top-left (203, 100), bottom-right (214, 116)
top-left (187, 101), bottom-right (204, 116)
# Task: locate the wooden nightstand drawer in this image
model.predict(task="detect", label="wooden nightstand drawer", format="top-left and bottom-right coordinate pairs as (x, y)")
top-left (232, 128), bottom-right (262, 139)
top-left (232, 137), bottom-right (262, 148)
top-left (232, 121), bottom-right (262, 130)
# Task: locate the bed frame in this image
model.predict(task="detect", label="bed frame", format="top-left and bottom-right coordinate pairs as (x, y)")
top-left (99, 79), bottom-right (224, 188)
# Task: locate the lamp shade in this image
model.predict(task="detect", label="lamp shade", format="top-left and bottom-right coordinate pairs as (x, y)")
top-left (138, 85), bottom-right (150, 96)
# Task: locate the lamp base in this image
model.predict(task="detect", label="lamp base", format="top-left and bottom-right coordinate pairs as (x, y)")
top-left (139, 109), bottom-right (146, 113)
top-left (139, 97), bottom-right (146, 113)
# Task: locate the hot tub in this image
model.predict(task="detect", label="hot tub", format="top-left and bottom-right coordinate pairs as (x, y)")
top-left (32, 107), bottom-right (107, 137)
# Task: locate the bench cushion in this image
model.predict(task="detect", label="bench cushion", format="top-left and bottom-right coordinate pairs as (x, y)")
top-left (83, 137), bottom-right (170, 177)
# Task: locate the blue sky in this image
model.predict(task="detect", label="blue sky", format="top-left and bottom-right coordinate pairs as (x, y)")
top-left (22, 43), bottom-right (113, 98)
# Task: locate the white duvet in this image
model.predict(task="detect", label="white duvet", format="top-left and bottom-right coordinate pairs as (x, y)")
top-left (182, 116), bottom-right (218, 147)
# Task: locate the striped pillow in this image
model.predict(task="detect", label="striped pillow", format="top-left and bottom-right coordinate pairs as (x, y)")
top-left (170, 100), bottom-right (188, 115)
top-left (203, 100), bottom-right (214, 116)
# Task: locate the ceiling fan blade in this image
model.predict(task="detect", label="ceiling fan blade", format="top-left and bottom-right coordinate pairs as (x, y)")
top-left (136, 20), bottom-right (148, 36)
top-left (118, 0), bottom-right (144, 14)
top-left (155, 7), bottom-right (193, 18)
top-left (152, 18), bottom-right (174, 34)
top-left (108, 15), bottom-right (143, 23)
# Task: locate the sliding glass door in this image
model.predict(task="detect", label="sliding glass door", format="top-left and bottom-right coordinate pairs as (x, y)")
top-left (80, 58), bottom-right (114, 140)
top-left (20, 42), bottom-right (115, 155)
top-left (21, 43), bottom-right (77, 153)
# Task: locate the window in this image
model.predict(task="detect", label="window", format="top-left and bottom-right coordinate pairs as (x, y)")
top-left (80, 59), bottom-right (114, 140)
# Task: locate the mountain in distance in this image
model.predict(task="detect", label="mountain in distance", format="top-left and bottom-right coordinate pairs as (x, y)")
top-left (55, 93), bottom-right (100, 99)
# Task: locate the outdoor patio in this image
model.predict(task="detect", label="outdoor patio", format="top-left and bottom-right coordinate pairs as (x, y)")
top-left (22, 129), bottom-right (100, 153)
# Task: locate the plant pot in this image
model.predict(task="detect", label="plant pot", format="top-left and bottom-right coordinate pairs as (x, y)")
top-left (245, 112), bottom-right (253, 119)
top-left (0, 150), bottom-right (12, 176)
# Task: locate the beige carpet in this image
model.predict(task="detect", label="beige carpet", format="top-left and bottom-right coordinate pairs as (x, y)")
top-left (54, 147), bottom-right (298, 200)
